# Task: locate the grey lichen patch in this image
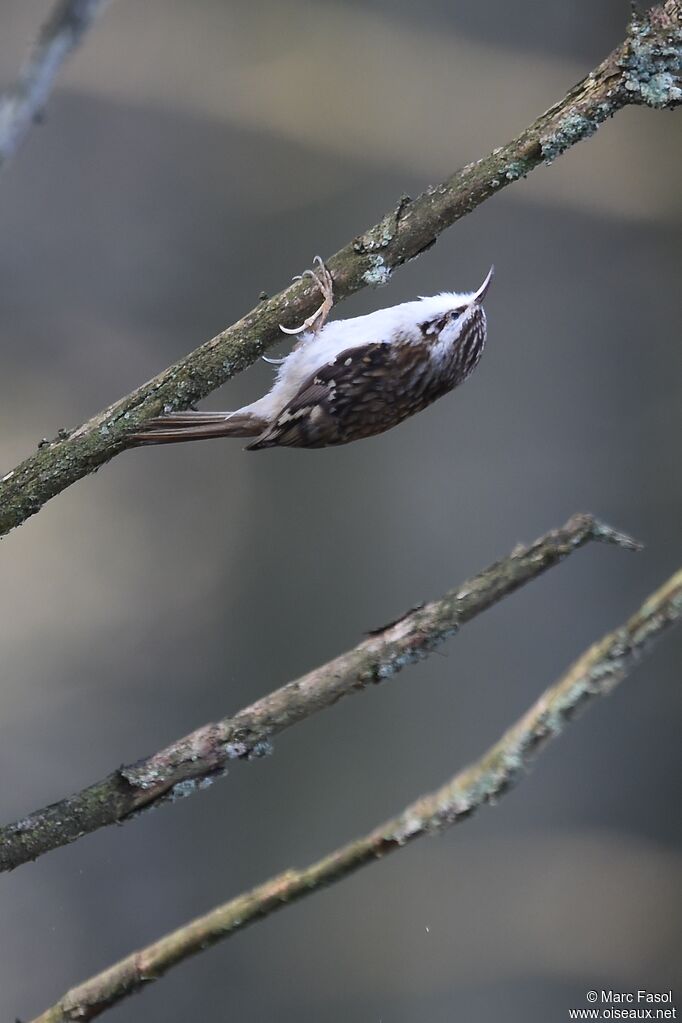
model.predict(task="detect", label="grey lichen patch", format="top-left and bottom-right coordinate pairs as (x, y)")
top-left (223, 736), bottom-right (272, 761)
top-left (9, 817), bottom-right (35, 833)
top-left (362, 255), bottom-right (392, 288)
top-left (625, 68), bottom-right (681, 106)
top-left (589, 519), bottom-right (642, 551)
top-left (502, 160), bottom-right (528, 181)
top-left (392, 812), bottom-right (423, 845)
top-left (540, 112), bottom-right (600, 164)
top-left (375, 649), bottom-right (416, 680)
top-left (497, 742), bottom-right (528, 780)
top-left (353, 213), bottom-right (395, 255)
top-left (621, 15), bottom-right (682, 108)
top-left (224, 739), bottom-right (250, 759)
top-left (542, 682), bottom-right (589, 735)
top-left (168, 778), bottom-right (200, 801)
top-left (586, 659), bottom-right (624, 695)
top-left (631, 606), bottom-right (678, 648)
top-left (164, 775), bottom-right (216, 802)
top-left (247, 738), bottom-right (273, 760)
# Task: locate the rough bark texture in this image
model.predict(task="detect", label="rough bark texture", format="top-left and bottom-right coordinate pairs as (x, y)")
top-left (0, 514), bottom-right (639, 873)
top-left (30, 564), bottom-right (682, 1022)
top-left (0, 1), bottom-right (679, 538)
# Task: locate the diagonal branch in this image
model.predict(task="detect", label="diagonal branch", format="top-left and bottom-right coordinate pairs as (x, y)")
top-left (0, 513), bottom-right (639, 873)
top-left (0, 0), bottom-right (112, 171)
top-left (0, 2), bottom-right (680, 538)
top-left (29, 565), bottom-right (682, 1023)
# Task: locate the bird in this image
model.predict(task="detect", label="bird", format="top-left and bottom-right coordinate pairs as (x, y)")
top-left (131, 258), bottom-right (493, 451)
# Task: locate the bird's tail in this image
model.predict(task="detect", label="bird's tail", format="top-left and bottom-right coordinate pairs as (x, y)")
top-left (130, 410), bottom-right (268, 445)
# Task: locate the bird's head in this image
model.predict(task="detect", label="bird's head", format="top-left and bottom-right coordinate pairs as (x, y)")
top-left (418, 266), bottom-right (494, 347)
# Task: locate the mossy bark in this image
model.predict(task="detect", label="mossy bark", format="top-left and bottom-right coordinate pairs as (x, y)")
top-left (0, 514), bottom-right (638, 873)
top-left (1, 2), bottom-right (679, 538)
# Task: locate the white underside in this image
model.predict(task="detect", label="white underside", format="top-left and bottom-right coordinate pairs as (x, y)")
top-left (235, 290), bottom-right (479, 422)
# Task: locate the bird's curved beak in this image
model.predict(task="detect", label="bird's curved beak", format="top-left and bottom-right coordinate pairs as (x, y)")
top-left (471, 265), bottom-right (494, 305)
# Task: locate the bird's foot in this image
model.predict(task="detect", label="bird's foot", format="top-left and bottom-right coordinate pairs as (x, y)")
top-left (280, 256), bottom-right (334, 336)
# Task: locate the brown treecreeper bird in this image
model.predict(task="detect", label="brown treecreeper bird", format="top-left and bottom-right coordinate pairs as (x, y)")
top-left (132, 259), bottom-right (493, 450)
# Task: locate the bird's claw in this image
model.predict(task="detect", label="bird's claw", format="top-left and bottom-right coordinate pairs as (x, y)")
top-left (280, 256), bottom-right (334, 336)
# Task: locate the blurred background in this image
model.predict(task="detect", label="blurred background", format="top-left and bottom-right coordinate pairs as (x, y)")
top-left (0, 1), bottom-right (680, 1020)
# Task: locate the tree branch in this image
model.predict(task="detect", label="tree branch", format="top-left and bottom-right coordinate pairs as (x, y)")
top-left (29, 564), bottom-right (682, 1023)
top-left (0, 0), bottom-right (112, 171)
top-left (0, 2), bottom-right (679, 538)
top-left (0, 513), bottom-right (639, 873)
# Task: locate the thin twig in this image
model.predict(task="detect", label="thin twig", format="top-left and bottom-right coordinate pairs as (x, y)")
top-left (29, 565), bottom-right (682, 1023)
top-left (0, 513), bottom-right (639, 873)
top-left (0, 0), bottom-right (112, 171)
top-left (0, 2), bottom-right (679, 538)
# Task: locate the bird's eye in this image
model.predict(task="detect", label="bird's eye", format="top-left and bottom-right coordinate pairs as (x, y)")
top-left (450, 309), bottom-right (463, 320)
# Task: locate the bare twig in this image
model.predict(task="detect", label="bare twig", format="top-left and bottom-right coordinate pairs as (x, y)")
top-left (0, 0), bottom-right (112, 171)
top-left (0, 2), bottom-right (679, 538)
top-left (29, 565), bottom-right (682, 1022)
top-left (0, 513), bottom-right (639, 873)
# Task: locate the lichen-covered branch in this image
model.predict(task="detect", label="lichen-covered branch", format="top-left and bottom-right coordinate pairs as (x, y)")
top-left (0, 513), bottom-right (638, 873)
top-left (1, 2), bottom-right (680, 538)
top-left (30, 565), bottom-right (682, 1023)
top-left (0, 0), bottom-right (112, 171)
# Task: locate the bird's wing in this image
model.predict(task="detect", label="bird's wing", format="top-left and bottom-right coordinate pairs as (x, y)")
top-left (247, 341), bottom-right (393, 449)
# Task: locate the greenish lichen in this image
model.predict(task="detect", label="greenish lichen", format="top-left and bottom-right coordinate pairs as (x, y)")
top-left (224, 739), bottom-right (250, 759)
top-left (392, 813), bottom-right (423, 845)
top-left (169, 779), bottom-right (199, 801)
top-left (502, 159), bottom-right (530, 181)
top-left (621, 15), bottom-right (682, 108)
top-left (541, 112), bottom-right (599, 164)
top-left (247, 738), bottom-right (273, 760)
top-left (626, 68), bottom-right (682, 106)
top-left (375, 650), bottom-right (415, 680)
top-left (362, 255), bottom-right (392, 288)
top-left (353, 215), bottom-right (395, 254)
